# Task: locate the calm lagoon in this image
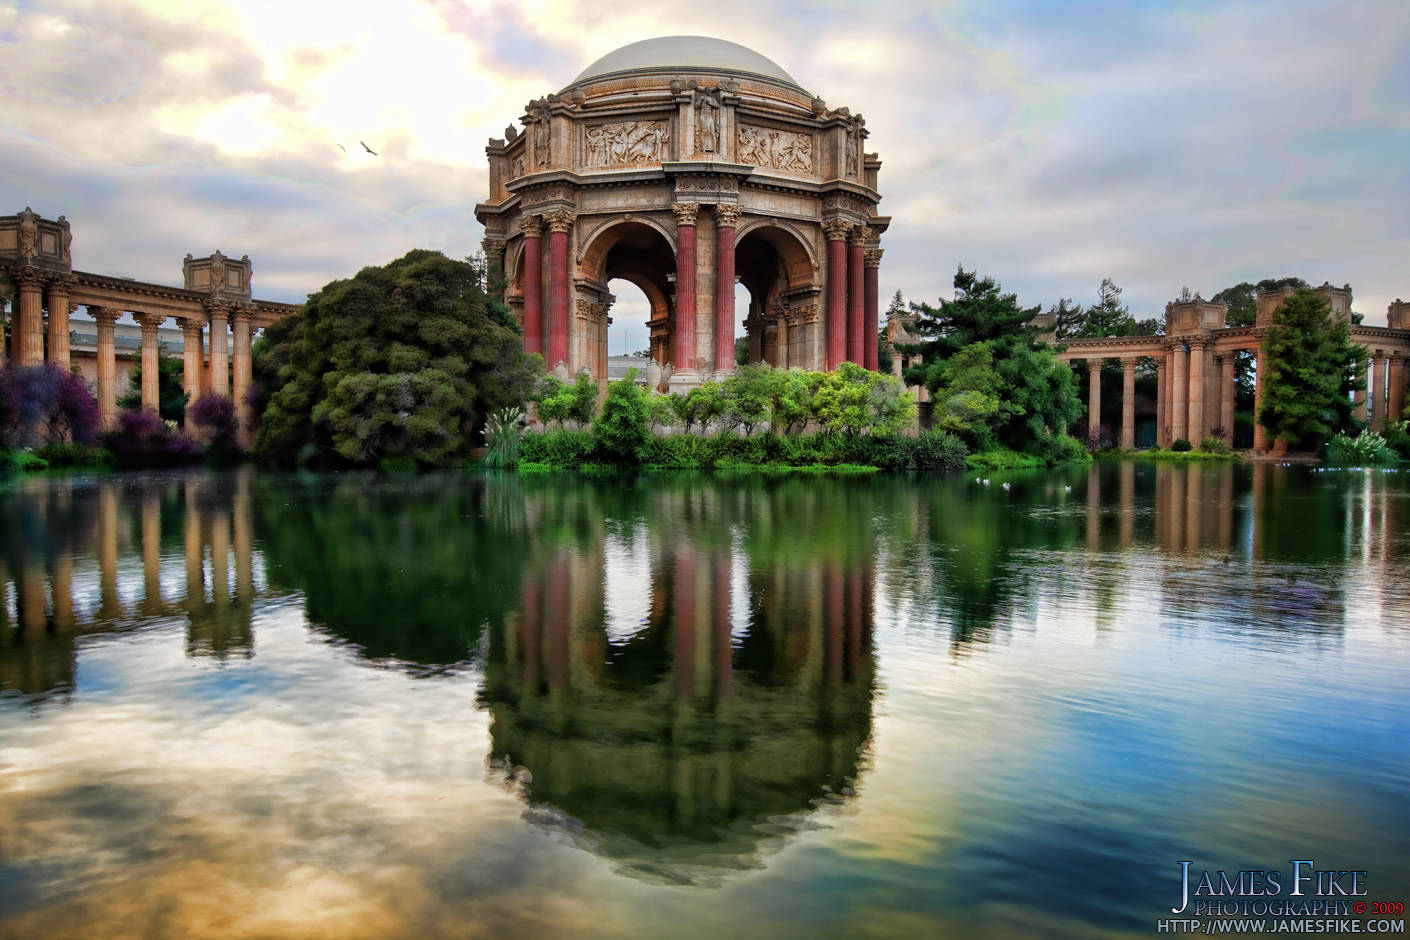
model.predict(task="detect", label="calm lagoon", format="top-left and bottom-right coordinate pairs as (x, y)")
top-left (1, 464), bottom-right (1407, 938)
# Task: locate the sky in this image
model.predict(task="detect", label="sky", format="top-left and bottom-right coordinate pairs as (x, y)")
top-left (2, 0), bottom-right (1407, 348)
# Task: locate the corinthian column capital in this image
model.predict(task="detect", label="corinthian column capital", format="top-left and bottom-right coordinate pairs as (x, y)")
top-left (863, 248), bottom-right (883, 268)
top-left (544, 210), bottom-right (576, 233)
top-left (519, 215), bottom-right (544, 237)
top-left (822, 218), bottom-right (853, 241)
top-left (672, 202), bottom-right (699, 226)
top-left (714, 204), bottom-right (742, 227)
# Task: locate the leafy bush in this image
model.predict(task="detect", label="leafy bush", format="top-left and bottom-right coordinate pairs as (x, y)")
top-left (1170, 437), bottom-right (1193, 452)
top-left (0, 363), bottom-right (101, 448)
top-left (1197, 436), bottom-right (1231, 455)
top-left (1323, 430), bottom-right (1399, 466)
top-left (1029, 433), bottom-right (1092, 466)
top-left (594, 373), bottom-right (651, 463)
top-left (520, 429), bottom-right (597, 469)
top-left (101, 410), bottom-right (203, 468)
top-left (32, 442), bottom-right (114, 467)
top-left (966, 448), bottom-right (1046, 470)
top-left (188, 393), bottom-right (240, 463)
top-left (1387, 420), bottom-right (1410, 461)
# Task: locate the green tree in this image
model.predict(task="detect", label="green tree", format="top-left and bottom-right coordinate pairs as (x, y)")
top-left (252, 249), bottom-right (538, 468)
top-left (907, 267), bottom-right (1081, 450)
top-left (117, 350), bottom-right (188, 423)
top-left (720, 364), bottom-right (772, 435)
top-left (735, 335), bottom-right (749, 366)
top-left (812, 362), bottom-right (915, 436)
top-left (768, 368), bottom-right (818, 434)
top-left (1257, 289), bottom-right (1365, 448)
top-left (932, 342), bottom-right (1006, 450)
top-left (594, 371), bottom-right (651, 462)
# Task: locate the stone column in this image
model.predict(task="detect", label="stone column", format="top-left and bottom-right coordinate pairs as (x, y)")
top-left (672, 203), bottom-right (698, 371)
top-left (1087, 360), bottom-right (1103, 446)
top-left (135, 312), bottom-right (165, 413)
top-left (714, 204), bottom-right (740, 374)
top-left (92, 306), bottom-right (120, 429)
top-left (1355, 361), bottom-right (1369, 421)
top-left (1389, 355), bottom-right (1407, 423)
top-left (1187, 338), bottom-right (1206, 443)
top-left (207, 303), bottom-right (229, 398)
top-left (482, 234), bottom-right (506, 303)
top-left (1156, 352), bottom-right (1169, 447)
top-left (776, 311), bottom-right (789, 370)
top-left (1369, 352), bottom-right (1386, 430)
top-left (1171, 342), bottom-right (1188, 445)
top-left (181, 318), bottom-right (205, 409)
top-left (823, 220), bottom-right (851, 369)
top-left (1253, 339), bottom-right (1268, 452)
top-left (231, 308), bottom-right (253, 443)
top-left (544, 210), bottom-right (574, 371)
top-left (520, 216), bottom-right (544, 359)
top-left (846, 226), bottom-right (866, 365)
top-left (1120, 357), bottom-right (1137, 449)
top-left (1219, 354), bottom-right (1236, 443)
top-left (864, 248), bottom-right (882, 371)
top-left (46, 276), bottom-right (73, 368)
top-left (16, 270), bottom-right (45, 365)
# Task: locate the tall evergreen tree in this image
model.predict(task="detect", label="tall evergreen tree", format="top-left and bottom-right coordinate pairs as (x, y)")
top-left (1257, 289), bottom-right (1365, 448)
top-left (905, 267), bottom-right (1081, 450)
top-left (117, 350), bottom-right (188, 423)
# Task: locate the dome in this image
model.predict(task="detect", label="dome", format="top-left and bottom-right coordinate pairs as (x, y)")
top-left (572, 36), bottom-right (800, 87)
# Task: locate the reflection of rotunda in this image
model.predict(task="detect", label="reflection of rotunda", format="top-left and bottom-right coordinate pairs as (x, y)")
top-left (475, 36), bottom-right (888, 389)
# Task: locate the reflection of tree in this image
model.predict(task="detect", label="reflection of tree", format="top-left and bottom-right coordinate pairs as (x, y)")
top-left (257, 474), bottom-right (534, 672)
top-left (481, 474), bottom-right (876, 884)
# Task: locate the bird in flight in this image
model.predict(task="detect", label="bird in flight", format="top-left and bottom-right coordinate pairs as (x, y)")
top-left (336, 143), bottom-right (346, 153)
top-left (360, 140), bottom-right (378, 156)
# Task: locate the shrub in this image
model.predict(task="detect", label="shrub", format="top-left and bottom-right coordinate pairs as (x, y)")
top-left (1029, 433), bottom-right (1092, 466)
top-left (1387, 420), bottom-right (1410, 461)
top-left (1197, 436), bottom-right (1231, 455)
top-left (0, 363), bottom-right (101, 447)
top-left (188, 392), bottom-right (240, 463)
top-left (101, 410), bottom-right (203, 468)
top-left (482, 406), bottom-right (524, 469)
top-left (32, 442), bottom-right (114, 467)
top-left (520, 429), bottom-right (596, 469)
top-left (594, 373), bottom-right (651, 463)
top-left (1323, 430), bottom-right (1399, 466)
top-left (1170, 437), bottom-right (1193, 452)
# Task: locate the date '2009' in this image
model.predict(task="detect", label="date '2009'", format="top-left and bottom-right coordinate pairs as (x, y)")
top-left (1358, 902), bottom-right (1405, 915)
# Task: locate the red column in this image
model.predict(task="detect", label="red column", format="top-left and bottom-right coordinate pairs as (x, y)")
top-left (824, 220), bottom-right (850, 369)
top-left (673, 203), bottom-right (698, 371)
top-left (519, 221), bottom-right (543, 360)
top-left (847, 228), bottom-right (865, 365)
top-left (863, 248), bottom-right (881, 371)
top-left (714, 205), bottom-right (740, 373)
top-left (545, 211), bottom-right (573, 370)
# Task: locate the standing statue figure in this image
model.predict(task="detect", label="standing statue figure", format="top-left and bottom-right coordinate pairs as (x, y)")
top-left (694, 88), bottom-right (720, 154)
top-left (210, 251), bottom-right (226, 293)
top-left (18, 206), bottom-right (38, 261)
top-left (845, 133), bottom-right (859, 178)
top-left (533, 107), bottom-right (551, 166)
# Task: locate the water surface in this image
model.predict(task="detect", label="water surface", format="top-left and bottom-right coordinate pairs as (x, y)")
top-left (1, 464), bottom-right (1407, 938)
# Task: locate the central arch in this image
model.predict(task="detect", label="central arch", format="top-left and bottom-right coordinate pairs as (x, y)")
top-left (580, 220), bottom-right (677, 366)
top-left (734, 223), bottom-right (816, 369)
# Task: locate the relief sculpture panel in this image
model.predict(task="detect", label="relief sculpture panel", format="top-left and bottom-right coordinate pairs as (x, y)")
top-left (737, 124), bottom-right (813, 174)
top-left (583, 121), bottom-right (671, 168)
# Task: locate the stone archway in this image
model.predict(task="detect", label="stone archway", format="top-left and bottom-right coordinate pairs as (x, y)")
top-left (580, 220), bottom-right (678, 367)
top-left (735, 224), bottom-right (818, 369)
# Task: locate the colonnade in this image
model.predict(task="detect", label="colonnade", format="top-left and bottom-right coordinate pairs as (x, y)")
top-left (506, 207), bottom-right (881, 378)
top-left (0, 473), bottom-right (259, 699)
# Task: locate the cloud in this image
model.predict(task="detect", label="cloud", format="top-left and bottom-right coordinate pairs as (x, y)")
top-left (0, 0), bottom-right (1405, 325)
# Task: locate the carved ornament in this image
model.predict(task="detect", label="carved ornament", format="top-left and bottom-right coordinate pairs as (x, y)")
top-left (18, 207), bottom-right (38, 261)
top-left (672, 202), bottom-right (700, 226)
top-left (821, 219), bottom-right (853, 241)
top-left (846, 226), bottom-right (868, 247)
top-left (737, 124), bottom-right (813, 173)
top-left (510, 153), bottom-right (526, 179)
top-left (519, 215), bottom-right (544, 237)
top-left (584, 121), bottom-right (670, 167)
top-left (863, 249), bottom-right (883, 268)
top-left (715, 204), bottom-right (742, 227)
top-left (544, 210), bottom-right (576, 234)
top-left (693, 88), bottom-right (721, 154)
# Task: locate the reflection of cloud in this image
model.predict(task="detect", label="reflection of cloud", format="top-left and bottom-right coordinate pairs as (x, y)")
top-left (4, 1), bottom-right (1406, 317)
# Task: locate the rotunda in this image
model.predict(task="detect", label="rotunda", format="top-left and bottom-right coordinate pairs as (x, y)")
top-left (475, 36), bottom-right (888, 389)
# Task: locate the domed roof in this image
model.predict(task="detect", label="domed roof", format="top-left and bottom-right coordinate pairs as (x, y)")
top-left (572, 36), bottom-right (800, 87)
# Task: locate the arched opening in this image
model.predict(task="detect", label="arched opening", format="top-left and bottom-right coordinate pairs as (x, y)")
top-left (734, 225), bottom-right (814, 369)
top-left (607, 278), bottom-right (651, 358)
top-left (580, 220), bottom-right (677, 366)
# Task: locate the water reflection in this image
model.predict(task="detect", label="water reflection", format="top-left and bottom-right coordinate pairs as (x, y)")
top-left (482, 477), bottom-right (876, 884)
top-left (0, 472), bottom-right (261, 701)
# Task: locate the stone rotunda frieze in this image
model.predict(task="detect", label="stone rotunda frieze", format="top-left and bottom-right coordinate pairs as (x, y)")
top-left (475, 35), bottom-right (888, 390)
